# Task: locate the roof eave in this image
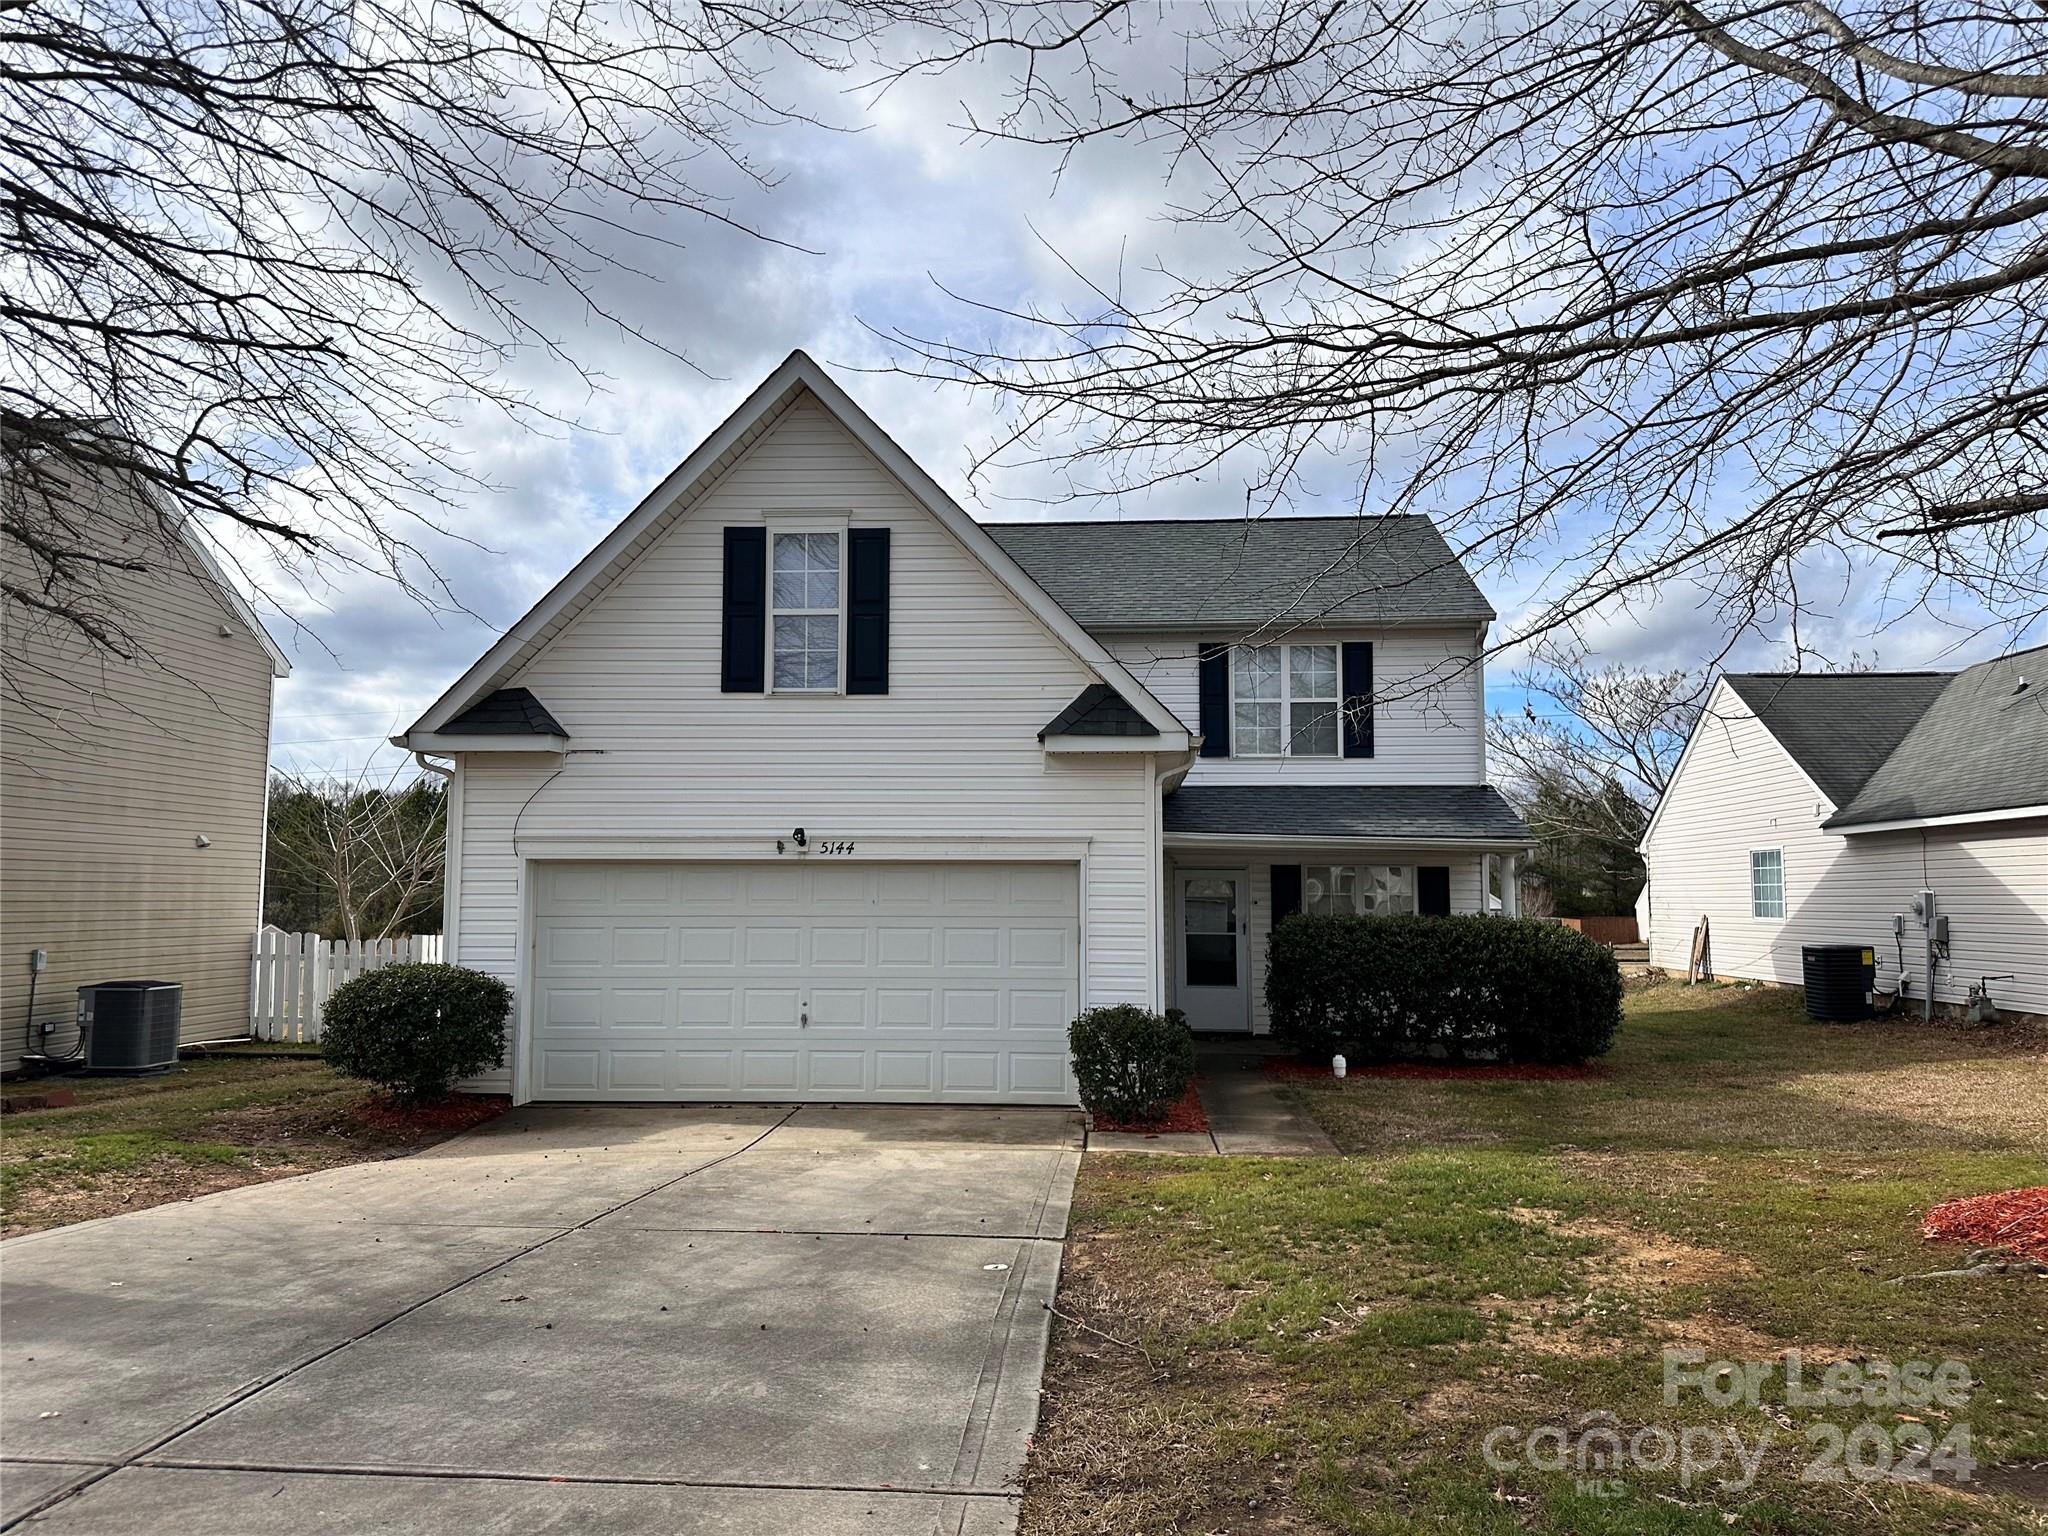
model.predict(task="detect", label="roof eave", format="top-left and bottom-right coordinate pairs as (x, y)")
top-left (1163, 831), bottom-right (1534, 851)
top-left (1823, 802), bottom-right (2048, 835)
top-left (396, 731), bottom-right (570, 754)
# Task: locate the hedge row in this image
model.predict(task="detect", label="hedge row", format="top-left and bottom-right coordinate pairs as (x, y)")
top-left (1266, 914), bottom-right (1622, 1063)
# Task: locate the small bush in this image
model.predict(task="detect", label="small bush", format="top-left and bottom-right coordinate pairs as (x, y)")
top-left (321, 963), bottom-right (510, 1103)
top-left (1266, 915), bottom-right (1622, 1064)
top-left (1069, 1004), bottom-right (1197, 1122)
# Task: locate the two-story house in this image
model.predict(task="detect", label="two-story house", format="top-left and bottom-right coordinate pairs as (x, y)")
top-left (396, 352), bottom-right (1531, 1105)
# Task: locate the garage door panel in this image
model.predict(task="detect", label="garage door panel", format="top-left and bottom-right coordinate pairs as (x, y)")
top-left (677, 989), bottom-right (734, 1027)
top-left (675, 1050), bottom-right (734, 1090)
top-left (1010, 926), bottom-right (1070, 968)
top-left (810, 927), bottom-right (869, 966)
top-left (611, 927), bottom-right (671, 967)
top-left (742, 1051), bottom-right (800, 1090)
top-left (809, 989), bottom-right (868, 1029)
top-left (679, 928), bottom-right (735, 966)
top-left (611, 989), bottom-right (671, 1030)
top-left (540, 1048), bottom-right (601, 1091)
top-left (531, 861), bottom-right (1079, 1103)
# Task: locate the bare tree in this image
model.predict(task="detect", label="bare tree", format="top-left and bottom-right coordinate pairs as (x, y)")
top-left (267, 763), bottom-right (446, 942)
top-left (1489, 646), bottom-right (1704, 838)
top-left (2, 0), bottom-right (955, 671)
top-left (891, 0), bottom-right (2048, 658)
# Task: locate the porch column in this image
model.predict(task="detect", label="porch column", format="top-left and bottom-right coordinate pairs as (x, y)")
top-left (1502, 853), bottom-right (1520, 917)
top-left (1482, 852), bottom-right (1494, 913)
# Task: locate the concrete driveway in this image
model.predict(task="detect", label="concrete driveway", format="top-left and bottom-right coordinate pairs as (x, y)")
top-left (0, 1104), bottom-right (1082, 1535)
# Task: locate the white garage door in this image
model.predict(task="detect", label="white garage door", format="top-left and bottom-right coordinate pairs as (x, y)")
top-left (529, 861), bottom-right (1080, 1102)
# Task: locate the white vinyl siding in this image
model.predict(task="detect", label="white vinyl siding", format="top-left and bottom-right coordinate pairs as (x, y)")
top-left (1, 482), bottom-right (277, 1070)
top-left (448, 395), bottom-right (1160, 1095)
top-left (1108, 629), bottom-right (1485, 784)
top-left (1641, 680), bottom-right (2048, 1015)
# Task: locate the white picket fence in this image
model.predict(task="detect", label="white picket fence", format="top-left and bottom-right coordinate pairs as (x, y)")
top-left (250, 930), bottom-right (446, 1042)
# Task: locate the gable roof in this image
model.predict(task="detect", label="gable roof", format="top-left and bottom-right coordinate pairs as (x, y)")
top-left (1038, 683), bottom-right (1158, 741)
top-left (442, 687), bottom-right (567, 738)
top-left (986, 514), bottom-right (1493, 633)
top-left (1822, 646), bottom-right (2048, 829)
top-left (1721, 672), bottom-right (1951, 807)
top-left (398, 352), bottom-right (1186, 747)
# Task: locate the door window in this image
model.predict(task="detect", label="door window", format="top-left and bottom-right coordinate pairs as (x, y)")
top-left (1184, 876), bottom-right (1239, 986)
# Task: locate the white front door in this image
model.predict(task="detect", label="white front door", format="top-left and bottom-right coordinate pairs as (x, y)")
top-left (529, 860), bottom-right (1080, 1102)
top-left (1176, 869), bottom-right (1250, 1033)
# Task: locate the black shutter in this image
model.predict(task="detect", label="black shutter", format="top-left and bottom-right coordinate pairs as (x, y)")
top-left (721, 527), bottom-right (766, 693)
top-left (1272, 864), bottom-right (1303, 922)
top-left (846, 528), bottom-right (890, 695)
top-left (1198, 641), bottom-right (1230, 758)
top-left (1342, 641), bottom-right (1374, 758)
top-left (1418, 866), bottom-right (1451, 916)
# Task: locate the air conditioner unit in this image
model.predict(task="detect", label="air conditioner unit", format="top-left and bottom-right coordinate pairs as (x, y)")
top-left (80, 981), bottom-right (182, 1073)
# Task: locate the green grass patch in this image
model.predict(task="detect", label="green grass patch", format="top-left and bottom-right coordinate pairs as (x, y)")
top-left (1023, 983), bottom-right (2048, 1536)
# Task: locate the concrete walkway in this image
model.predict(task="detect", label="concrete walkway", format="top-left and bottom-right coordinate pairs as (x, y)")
top-left (1085, 1046), bottom-right (1337, 1157)
top-left (0, 1104), bottom-right (1083, 1535)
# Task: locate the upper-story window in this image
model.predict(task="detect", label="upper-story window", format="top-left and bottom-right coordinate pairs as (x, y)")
top-left (1233, 644), bottom-right (1339, 756)
top-left (771, 531), bottom-right (842, 691)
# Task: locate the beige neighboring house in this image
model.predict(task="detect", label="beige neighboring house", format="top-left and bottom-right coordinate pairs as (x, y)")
top-left (2, 473), bottom-right (289, 1070)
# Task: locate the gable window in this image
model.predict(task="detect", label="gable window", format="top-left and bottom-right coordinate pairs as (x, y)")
top-left (771, 531), bottom-right (841, 691)
top-left (1232, 644), bottom-right (1339, 757)
top-left (1749, 848), bottom-right (1784, 919)
top-left (1304, 865), bottom-right (1415, 917)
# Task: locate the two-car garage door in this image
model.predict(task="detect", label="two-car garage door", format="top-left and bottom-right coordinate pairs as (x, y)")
top-left (530, 861), bottom-right (1080, 1102)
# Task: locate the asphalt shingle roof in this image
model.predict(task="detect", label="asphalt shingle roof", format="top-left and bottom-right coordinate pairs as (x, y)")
top-left (987, 515), bottom-right (1493, 632)
top-left (1039, 683), bottom-right (1159, 740)
top-left (441, 687), bottom-right (568, 737)
top-left (1162, 784), bottom-right (1531, 842)
top-left (1821, 647), bottom-right (2048, 828)
top-left (1722, 673), bottom-right (1950, 807)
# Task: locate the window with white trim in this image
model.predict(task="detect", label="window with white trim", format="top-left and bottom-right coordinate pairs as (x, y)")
top-left (1304, 865), bottom-right (1415, 916)
top-left (1749, 848), bottom-right (1784, 919)
top-left (1232, 644), bottom-right (1339, 756)
top-left (771, 531), bottom-right (841, 691)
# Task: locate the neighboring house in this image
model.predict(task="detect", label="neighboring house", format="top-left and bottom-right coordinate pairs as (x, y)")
top-left (1639, 658), bottom-right (2048, 1018)
top-left (394, 351), bottom-right (1531, 1104)
top-left (2, 473), bottom-right (290, 1071)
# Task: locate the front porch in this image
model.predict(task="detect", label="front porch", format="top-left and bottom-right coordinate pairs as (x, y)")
top-left (1159, 785), bottom-right (1533, 1036)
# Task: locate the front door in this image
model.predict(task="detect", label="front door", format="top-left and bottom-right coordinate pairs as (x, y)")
top-left (1177, 869), bottom-right (1250, 1033)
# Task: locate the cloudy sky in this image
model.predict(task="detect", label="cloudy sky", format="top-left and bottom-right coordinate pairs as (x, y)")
top-left (256, 41), bottom-right (2035, 777)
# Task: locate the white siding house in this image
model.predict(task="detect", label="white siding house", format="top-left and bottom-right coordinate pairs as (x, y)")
top-left (1641, 665), bottom-right (2048, 1019)
top-left (399, 352), bottom-right (1532, 1104)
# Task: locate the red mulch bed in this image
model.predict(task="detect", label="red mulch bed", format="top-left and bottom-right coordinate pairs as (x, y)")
top-left (1264, 1059), bottom-right (1604, 1081)
top-left (1090, 1082), bottom-right (1210, 1135)
top-left (1922, 1186), bottom-right (2048, 1263)
top-left (350, 1093), bottom-right (511, 1137)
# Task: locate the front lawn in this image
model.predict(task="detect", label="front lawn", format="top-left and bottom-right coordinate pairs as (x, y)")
top-left (1, 1056), bottom-right (501, 1236)
top-left (1027, 983), bottom-right (2048, 1535)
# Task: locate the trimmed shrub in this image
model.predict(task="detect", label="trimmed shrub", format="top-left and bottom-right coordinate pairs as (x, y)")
top-left (1266, 915), bottom-right (1622, 1064)
top-left (321, 963), bottom-right (510, 1103)
top-left (1069, 1004), bottom-right (1197, 1122)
